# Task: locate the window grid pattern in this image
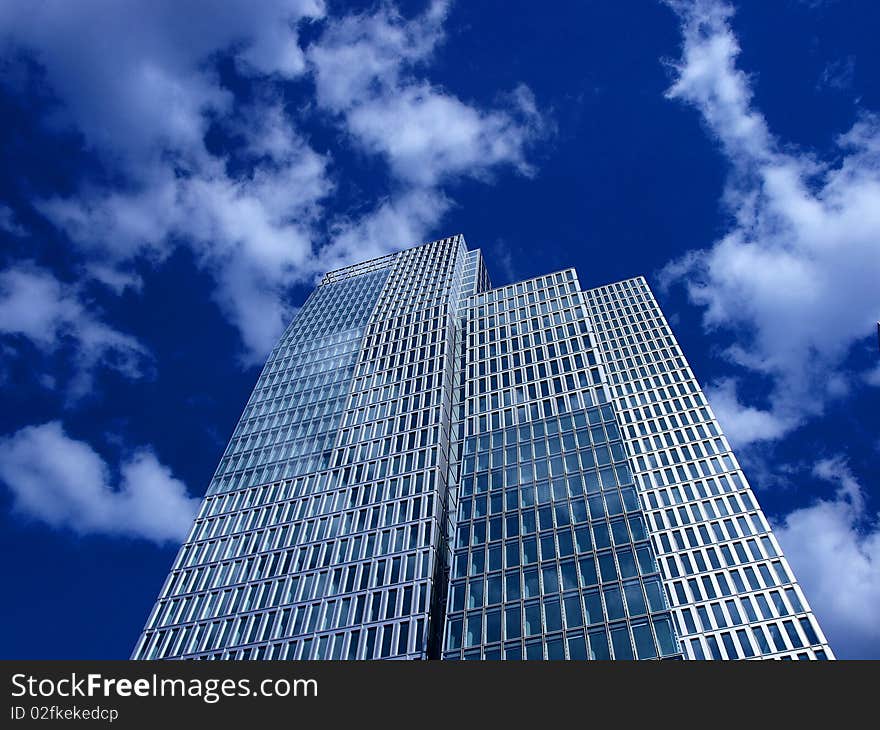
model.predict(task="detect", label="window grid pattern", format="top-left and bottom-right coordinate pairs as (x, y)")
top-left (327, 234), bottom-right (469, 658)
top-left (206, 268), bottom-right (391, 497)
top-left (435, 247), bottom-right (492, 642)
top-left (441, 270), bottom-right (681, 660)
top-left (584, 277), bottom-right (833, 660)
top-left (132, 240), bottom-right (833, 662)
top-left (320, 251), bottom-right (397, 285)
top-left (132, 262), bottom-right (393, 659)
top-left (133, 235), bottom-right (473, 661)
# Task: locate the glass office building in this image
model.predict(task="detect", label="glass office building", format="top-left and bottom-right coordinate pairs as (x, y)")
top-left (132, 235), bottom-right (834, 660)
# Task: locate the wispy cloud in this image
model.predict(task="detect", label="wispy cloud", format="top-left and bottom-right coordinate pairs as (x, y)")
top-left (308, 1), bottom-right (544, 187)
top-left (0, 421), bottom-right (199, 544)
top-left (1, 1), bottom-right (547, 365)
top-left (703, 377), bottom-right (795, 445)
top-left (0, 264), bottom-right (150, 398)
top-left (320, 188), bottom-right (452, 274)
top-left (817, 56), bottom-right (856, 92)
top-left (658, 0), bottom-right (880, 445)
top-left (772, 456), bottom-right (880, 659)
top-left (2, 0), bottom-right (332, 365)
top-left (37, 124), bottom-right (333, 363)
top-left (309, 1), bottom-right (547, 271)
top-left (0, 0), bottom-right (326, 166)
top-left (0, 203), bottom-right (26, 236)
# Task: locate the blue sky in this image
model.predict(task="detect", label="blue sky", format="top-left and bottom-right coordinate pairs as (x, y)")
top-left (0, 0), bottom-right (878, 659)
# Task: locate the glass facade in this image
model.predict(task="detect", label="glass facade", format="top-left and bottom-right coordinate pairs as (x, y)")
top-left (584, 278), bottom-right (833, 660)
top-left (132, 236), bottom-right (833, 660)
top-left (443, 269), bottom-right (678, 660)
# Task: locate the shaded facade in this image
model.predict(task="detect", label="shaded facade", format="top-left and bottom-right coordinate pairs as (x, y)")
top-left (133, 235), bottom-right (833, 660)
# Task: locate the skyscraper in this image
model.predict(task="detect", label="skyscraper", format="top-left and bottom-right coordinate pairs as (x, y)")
top-left (132, 235), bottom-right (833, 661)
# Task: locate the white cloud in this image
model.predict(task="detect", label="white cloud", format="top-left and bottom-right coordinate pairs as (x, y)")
top-left (34, 108), bottom-right (334, 363)
top-left (659, 0), bottom-right (880, 441)
top-left (0, 264), bottom-right (149, 395)
top-left (1, 1), bottom-right (330, 364)
top-left (309, 0), bottom-right (447, 112)
top-left (773, 456), bottom-right (880, 659)
top-left (0, 421), bottom-right (199, 544)
top-left (84, 264), bottom-right (143, 295)
top-left (705, 378), bottom-right (795, 446)
top-left (0, 0), bottom-right (325, 168)
top-left (308, 1), bottom-right (545, 187)
top-left (2, 1), bottom-right (546, 365)
top-left (305, 1), bottom-right (546, 275)
top-left (0, 203), bottom-right (26, 236)
top-left (319, 188), bottom-right (451, 273)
